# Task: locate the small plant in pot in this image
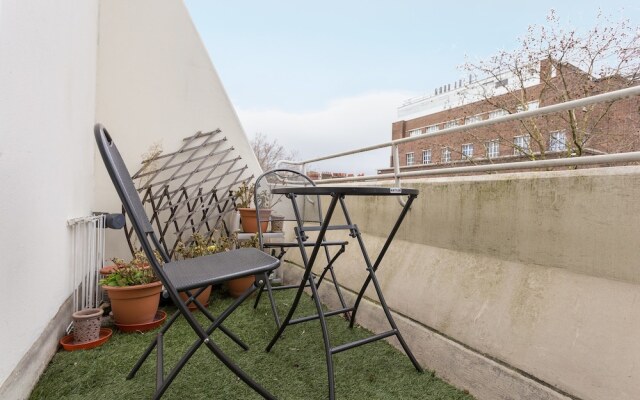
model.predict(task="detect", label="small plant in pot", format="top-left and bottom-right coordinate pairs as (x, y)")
top-left (226, 234), bottom-right (261, 297)
top-left (174, 232), bottom-right (232, 309)
top-left (176, 232), bottom-right (255, 298)
top-left (234, 181), bottom-right (271, 233)
top-left (100, 251), bottom-right (162, 326)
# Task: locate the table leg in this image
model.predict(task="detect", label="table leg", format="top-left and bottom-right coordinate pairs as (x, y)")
top-left (348, 194), bottom-right (416, 328)
top-left (338, 195), bottom-right (423, 372)
top-left (265, 194), bottom-right (340, 352)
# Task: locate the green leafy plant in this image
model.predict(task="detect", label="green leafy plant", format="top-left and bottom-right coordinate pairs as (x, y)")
top-left (233, 181), bottom-right (271, 209)
top-left (99, 251), bottom-right (158, 287)
top-left (174, 232), bottom-right (233, 259)
top-left (233, 181), bottom-right (255, 209)
top-left (237, 233), bottom-right (259, 249)
top-left (174, 231), bottom-right (259, 260)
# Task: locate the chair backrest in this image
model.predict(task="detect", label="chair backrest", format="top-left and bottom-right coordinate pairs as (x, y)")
top-left (254, 169), bottom-right (324, 248)
top-left (94, 124), bottom-right (170, 271)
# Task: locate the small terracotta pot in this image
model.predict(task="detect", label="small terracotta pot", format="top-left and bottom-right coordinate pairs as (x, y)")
top-left (227, 276), bottom-right (255, 298)
top-left (72, 308), bottom-right (103, 344)
top-left (179, 285), bottom-right (212, 311)
top-left (238, 208), bottom-right (271, 233)
top-left (103, 281), bottom-right (162, 325)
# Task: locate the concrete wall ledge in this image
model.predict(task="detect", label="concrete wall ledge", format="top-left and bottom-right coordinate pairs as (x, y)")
top-left (0, 297), bottom-right (72, 400)
top-left (281, 263), bottom-right (573, 400)
top-left (280, 166), bottom-right (640, 400)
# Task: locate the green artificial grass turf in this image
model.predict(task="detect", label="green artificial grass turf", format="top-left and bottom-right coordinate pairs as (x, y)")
top-left (31, 290), bottom-right (474, 400)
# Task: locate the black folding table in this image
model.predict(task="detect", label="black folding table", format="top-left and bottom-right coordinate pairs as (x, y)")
top-left (265, 186), bottom-right (423, 399)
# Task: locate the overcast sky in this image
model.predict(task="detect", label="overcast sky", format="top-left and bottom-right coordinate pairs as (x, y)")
top-left (184, 1), bottom-right (639, 174)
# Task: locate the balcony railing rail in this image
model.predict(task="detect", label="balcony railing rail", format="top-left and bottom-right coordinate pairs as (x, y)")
top-left (276, 85), bottom-right (640, 186)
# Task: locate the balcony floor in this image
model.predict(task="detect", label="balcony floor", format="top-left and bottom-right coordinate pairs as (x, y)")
top-left (31, 289), bottom-right (473, 399)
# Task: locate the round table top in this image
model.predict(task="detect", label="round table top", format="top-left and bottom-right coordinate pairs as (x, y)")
top-left (271, 186), bottom-right (419, 196)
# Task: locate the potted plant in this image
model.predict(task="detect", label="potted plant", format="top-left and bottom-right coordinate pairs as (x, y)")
top-left (234, 181), bottom-right (271, 233)
top-left (174, 232), bottom-right (227, 309)
top-left (100, 252), bottom-right (162, 326)
top-left (176, 232), bottom-right (259, 298)
top-left (226, 234), bottom-right (261, 297)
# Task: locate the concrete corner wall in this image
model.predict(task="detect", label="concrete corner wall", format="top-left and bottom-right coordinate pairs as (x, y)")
top-left (283, 166), bottom-right (640, 400)
top-left (0, 0), bottom-right (99, 396)
top-left (0, 0), bottom-right (262, 396)
top-left (95, 0), bottom-right (262, 258)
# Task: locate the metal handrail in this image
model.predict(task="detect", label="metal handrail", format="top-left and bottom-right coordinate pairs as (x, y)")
top-left (275, 85), bottom-right (640, 186)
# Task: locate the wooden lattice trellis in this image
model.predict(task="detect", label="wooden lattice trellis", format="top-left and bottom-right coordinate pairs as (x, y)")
top-left (123, 129), bottom-right (252, 259)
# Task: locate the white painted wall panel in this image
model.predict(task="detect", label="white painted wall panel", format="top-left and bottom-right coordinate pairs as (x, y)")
top-left (95, 0), bottom-right (262, 258)
top-left (0, 0), bottom-right (99, 388)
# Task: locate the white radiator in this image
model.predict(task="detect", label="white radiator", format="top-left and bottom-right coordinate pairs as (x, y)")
top-left (67, 214), bottom-right (106, 332)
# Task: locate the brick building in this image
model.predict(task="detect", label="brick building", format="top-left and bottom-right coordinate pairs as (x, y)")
top-left (380, 59), bottom-right (640, 174)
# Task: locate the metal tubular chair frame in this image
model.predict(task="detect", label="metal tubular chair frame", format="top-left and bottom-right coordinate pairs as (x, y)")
top-left (95, 124), bottom-right (279, 400)
top-left (252, 168), bottom-right (350, 328)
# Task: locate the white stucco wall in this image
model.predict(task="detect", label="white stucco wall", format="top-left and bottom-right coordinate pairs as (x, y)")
top-left (94, 0), bottom-right (262, 259)
top-left (0, 0), bottom-right (99, 390)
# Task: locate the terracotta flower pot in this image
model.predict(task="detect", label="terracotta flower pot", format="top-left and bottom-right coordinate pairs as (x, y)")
top-left (227, 276), bottom-right (255, 298)
top-left (179, 285), bottom-right (212, 311)
top-left (103, 281), bottom-right (162, 325)
top-left (238, 208), bottom-right (271, 233)
top-left (72, 308), bottom-right (103, 344)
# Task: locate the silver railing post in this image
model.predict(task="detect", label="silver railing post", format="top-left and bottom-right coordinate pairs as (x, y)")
top-left (392, 144), bottom-right (406, 206)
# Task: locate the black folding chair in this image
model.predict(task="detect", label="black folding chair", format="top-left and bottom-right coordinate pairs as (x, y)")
top-left (95, 124), bottom-right (279, 400)
top-left (251, 169), bottom-right (350, 328)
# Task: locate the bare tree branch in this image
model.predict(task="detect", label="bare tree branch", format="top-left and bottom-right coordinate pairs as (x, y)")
top-left (250, 132), bottom-right (299, 171)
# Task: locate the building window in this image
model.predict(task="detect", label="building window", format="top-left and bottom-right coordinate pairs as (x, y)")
top-left (513, 135), bottom-right (530, 155)
top-left (461, 143), bottom-right (473, 159)
top-left (441, 147), bottom-right (451, 163)
top-left (489, 109), bottom-right (508, 119)
top-left (408, 128), bottom-right (422, 137)
top-left (487, 140), bottom-right (500, 158)
top-left (495, 78), bottom-right (508, 88)
top-left (549, 130), bottom-right (567, 152)
top-left (444, 120), bottom-right (459, 129)
top-left (465, 115), bottom-right (482, 124)
top-left (426, 124), bottom-right (440, 133)
top-left (406, 152), bottom-right (415, 166)
top-left (422, 149), bottom-right (432, 164)
top-left (516, 100), bottom-right (540, 113)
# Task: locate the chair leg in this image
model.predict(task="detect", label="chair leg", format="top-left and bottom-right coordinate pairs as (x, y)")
top-left (253, 279), bottom-right (267, 309)
top-left (151, 283), bottom-right (276, 399)
top-left (263, 272), bottom-right (282, 328)
top-left (128, 308), bottom-right (182, 379)
top-left (254, 247), bottom-right (286, 312)
top-left (183, 286), bottom-right (249, 349)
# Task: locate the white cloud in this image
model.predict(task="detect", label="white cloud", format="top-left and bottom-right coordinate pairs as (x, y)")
top-left (237, 91), bottom-right (415, 175)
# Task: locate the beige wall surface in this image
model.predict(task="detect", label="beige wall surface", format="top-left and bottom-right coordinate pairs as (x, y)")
top-left (0, 0), bottom-right (99, 391)
top-left (95, 0), bottom-right (262, 258)
top-left (284, 166), bottom-right (640, 400)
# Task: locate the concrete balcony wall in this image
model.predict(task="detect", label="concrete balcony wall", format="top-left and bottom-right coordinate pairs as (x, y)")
top-left (94, 0), bottom-right (262, 258)
top-left (282, 166), bottom-right (640, 400)
top-left (0, 0), bottom-right (99, 397)
top-left (1, 0), bottom-right (262, 397)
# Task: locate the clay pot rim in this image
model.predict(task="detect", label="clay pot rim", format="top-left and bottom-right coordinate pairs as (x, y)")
top-left (72, 308), bottom-right (103, 320)
top-left (237, 208), bottom-right (272, 214)
top-left (101, 280), bottom-right (162, 292)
